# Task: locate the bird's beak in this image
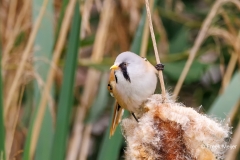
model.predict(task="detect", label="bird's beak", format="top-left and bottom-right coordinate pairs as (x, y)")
top-left (110, 65), bottom-right (119, 70)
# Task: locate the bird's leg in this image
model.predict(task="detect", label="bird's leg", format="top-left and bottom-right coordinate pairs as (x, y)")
top-left (131, 112), bottom-right (139, 122)
top-left (155, 63), bottom-right (165, 71)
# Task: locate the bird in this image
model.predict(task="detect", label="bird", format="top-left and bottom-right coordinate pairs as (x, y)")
top-left (108, 51), bottom-right (164, 137)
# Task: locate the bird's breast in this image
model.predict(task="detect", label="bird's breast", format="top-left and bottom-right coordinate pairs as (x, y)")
top-left (114, 69), bottom-right (157, 114)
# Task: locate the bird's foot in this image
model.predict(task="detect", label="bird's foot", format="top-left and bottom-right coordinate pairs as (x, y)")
top-left (155, 63), bottom-right (165, 71)
top-left (131, 112), bottom-right (139, 122)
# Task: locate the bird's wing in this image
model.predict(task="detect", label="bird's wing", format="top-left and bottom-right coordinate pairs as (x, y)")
top-left (108, 69), bottom-right (115, 97)
top-left (109, 101), bottom-right (124, 138)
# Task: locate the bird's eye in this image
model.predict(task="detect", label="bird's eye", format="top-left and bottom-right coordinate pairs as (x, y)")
top-left (108, 84), bottom-right (112, 91)
top-left (119, 62), bottom-right (128, 69)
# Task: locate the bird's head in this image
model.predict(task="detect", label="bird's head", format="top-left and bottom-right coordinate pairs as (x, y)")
top-left (110, 51), bottom-right (145, 83)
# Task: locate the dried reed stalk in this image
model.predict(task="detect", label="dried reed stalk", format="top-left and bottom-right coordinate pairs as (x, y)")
top-left (95, 0), bottom-right (102, 12)
top-left (153, 10), bottom-right (169, 55)
top-left (81, 0), bottom-right (93, 38)
top-left (206, 9), bottom-right (240, 94)
top-left (67, 70), bottom-right (101, 160)
top-left (225, 120), bottom-right (240, 159)
top-left (140, 17), bottom-right (150, 58)
top-left (5, 0), bottom-right (18, 41)
top-left (145, 0), bottom-right (166, 99)
top-left (236, 29), bottom-right (240, 68)
top-left (220, 53), bottom-right (238, 93)
top-left (140, 0), bottom-right (153, 57)
top-left (173, 0), bottom-right (240, 99)
top-left (220, 9), bottom-right (237, 36)
top-left (5, 85), bottom-right (24, 160)
top-left (29, 0), bottom-right (77, 158)
top-left (4, 0), bottom-right (49, 118)
top-left (228, 101), bottom-right (240, 124)
top-left (78, 125), bottom-right (92, 160)
top-left (91, 0), bottom-right (114, 63)
top-left (208, 27), bottom-right (235, 45)
top-left (33, 72), bottom-right (56, 125)
top-left (2, 0), bottom-right (31, 66)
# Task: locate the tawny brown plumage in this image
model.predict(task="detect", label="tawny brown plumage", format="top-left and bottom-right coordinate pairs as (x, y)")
top-left (108, 69), bottom-right (125, 136)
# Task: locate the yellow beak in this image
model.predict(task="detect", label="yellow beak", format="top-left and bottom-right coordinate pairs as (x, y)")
top-left (110, 65), bottom-right (119, 70)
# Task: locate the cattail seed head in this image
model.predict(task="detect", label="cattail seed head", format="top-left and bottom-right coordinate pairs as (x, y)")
top-left (122, 94), bottom-right (231, 160)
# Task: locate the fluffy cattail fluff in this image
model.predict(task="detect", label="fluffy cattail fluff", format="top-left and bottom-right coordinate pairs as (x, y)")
top-left (121, 94), bottom-right (231, 160)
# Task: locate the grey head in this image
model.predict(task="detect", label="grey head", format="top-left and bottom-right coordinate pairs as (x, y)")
top-left (113, 51), bottom-right (146, 83)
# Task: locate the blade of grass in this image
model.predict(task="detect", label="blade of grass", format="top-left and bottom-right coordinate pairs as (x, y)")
top-left (50, 3), bottom-right (81, 160)
top-left (97, 7), bottom-right (148, 160)
top-left (27, 0), bottom-right (77, 158)
top-left (32, 0), bottom-right (54, 160)
top-left (22, 0), bottom-right (54, 159)
top-left (67, 0), bottom-right (114, 159)
top-left (208, 71), bottom-right (240, 118)
top-left (0, 44), bottom-right (5, 160)
top-left (164, 60), bottom-right (207, 83)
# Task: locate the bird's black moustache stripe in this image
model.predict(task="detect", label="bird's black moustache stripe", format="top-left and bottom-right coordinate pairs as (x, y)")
top-left (114, 72), bottom-right (118, 83)
top-left (119, 62), bottom-right (131, 82)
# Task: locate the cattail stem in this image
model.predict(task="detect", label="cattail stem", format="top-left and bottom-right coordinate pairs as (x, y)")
top-left (145, 0), bottom-right (166, 100)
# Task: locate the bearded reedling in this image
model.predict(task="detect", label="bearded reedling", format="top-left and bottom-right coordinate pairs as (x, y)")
top-left (108, 51), bottom-right (164, 137)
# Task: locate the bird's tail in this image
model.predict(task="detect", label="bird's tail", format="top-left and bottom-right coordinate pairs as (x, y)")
top-left (109, 101), bottom-right (124, 138)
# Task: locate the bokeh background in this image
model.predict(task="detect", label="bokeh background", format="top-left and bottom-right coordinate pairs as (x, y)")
top-left (0, 0), bottom-right (240, 159)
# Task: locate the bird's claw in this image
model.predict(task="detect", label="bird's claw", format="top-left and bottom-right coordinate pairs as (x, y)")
top-left (131, 113), bottom-right (139, 122)
top-left (155, 63), bottom-right (165, 71)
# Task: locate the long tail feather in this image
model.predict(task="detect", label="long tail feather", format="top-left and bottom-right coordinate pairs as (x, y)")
top-left (109, 101), bottom-right (124, 138)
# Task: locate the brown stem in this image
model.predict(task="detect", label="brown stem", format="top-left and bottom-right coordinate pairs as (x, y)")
top-left (145, 0), bottom-right (166, 100)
